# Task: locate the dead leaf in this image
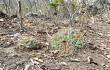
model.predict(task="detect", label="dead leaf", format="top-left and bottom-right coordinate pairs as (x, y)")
top-left (98, 33), bottom-right (103, 36)
top-left (0, 38), bottom-right (15, 43)
top-left (42, 54), bottom-right (51, 58)
top-left (24, 65), bottom-right (30, 70)
top-left (33, 57), bottom-right (43, 63)
top-left (30, 59), bottom-right (39, 65)
top-left (68, 58), bottom-right (80, 62)
top-left (60, 62), bottom-right (67, 66)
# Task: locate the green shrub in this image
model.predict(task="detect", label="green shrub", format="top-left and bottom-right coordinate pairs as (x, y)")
top-left (51, 28), bottom-right (85, 49)
top-left (48, 0), bottom-right (59, 12)
top-left (58, 0), bottom-right (64, 5)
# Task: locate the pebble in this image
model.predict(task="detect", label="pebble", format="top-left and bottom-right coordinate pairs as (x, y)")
top-left (0, 68), bottom-right (3, 70)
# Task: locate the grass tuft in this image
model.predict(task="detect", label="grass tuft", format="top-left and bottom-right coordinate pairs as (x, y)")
top-left (51, 28), bottom-right (85, 49)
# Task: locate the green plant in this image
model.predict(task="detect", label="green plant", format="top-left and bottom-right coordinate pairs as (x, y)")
top-left (21, 5), bottom-right (29, 15)
top-left (48, 0), bottom-right (59, 12)
top-left (18, 35), bottom-right (37, 50)
top-left (51, 28), bottom-right (85, 49)
top-left (71, 0), bottom-right (77, 11)
top-left (58, 0), bottom-right (64, 5)
top-left (48, 0), bottom-right (67, 14)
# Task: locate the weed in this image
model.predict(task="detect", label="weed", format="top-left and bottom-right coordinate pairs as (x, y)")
top-left (18, 35), bottom-right (38, 50)
top-left (48, 0), bottom-right (59, 13)
top-left (48, 0), bottom-right (67, 15)
top-left (58, 0), bottom-right (64, 5)
top-left (51, 28), bottom-right (85, 49)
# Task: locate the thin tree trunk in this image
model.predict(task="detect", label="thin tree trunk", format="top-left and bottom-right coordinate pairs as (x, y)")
top-left (8, 0), bottom-right (11, 16)
top-left (18, 0), bottom-right (23, 32)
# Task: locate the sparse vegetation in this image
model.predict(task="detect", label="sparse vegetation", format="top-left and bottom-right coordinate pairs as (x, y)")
top-left (48, 0), bottom-right (59, 13)
top-left (51, 28), bottom-right (85, 49)
top-left (18, 35), bottom-right (37, 50)
top-left (0, 0), bottom-right (110, 70)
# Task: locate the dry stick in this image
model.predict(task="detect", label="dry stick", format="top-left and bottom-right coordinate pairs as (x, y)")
top-left (8, 0), bottom-right (11, 16)
top-left (18, 0), bottom-right (23, 32)
top-left (71, 2), bottom-right (81, 25)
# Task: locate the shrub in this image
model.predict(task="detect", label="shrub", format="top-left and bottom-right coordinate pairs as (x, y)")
top-left (18, 35), bottom-right (38, 50)
top-left (51, 28), bottom-right (85, 49)
top-left (48, 0), bottom-right (59, 12)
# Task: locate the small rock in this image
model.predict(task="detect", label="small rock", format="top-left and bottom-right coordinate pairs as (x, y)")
top-left (40, 65), bottom-right (47, 70)
top-left (106, 55), bottom-right (110, 58)
top-left (0, 19), bottom-right (4, 22)
top-left (87, 56), bottom-right (91, 63)
top-left (60, 62), bottom-right (67, 66)
top-left (7, 42), bottom-right (11, 45)
top-left (105, 58), bottom-right (110, 63)
top-left (68, 58), bottom-right (80, 62)
top-left (24, 65), bottom-right (30, 70)
top-left (0, 68), bottom-right (3, 70)
top-left (30, 59), bottom-right (39, 65)
top-left (107, 34), bottom-right (110, 37)
top-left (98, 32), bottom-right (103, 36)
top-left (24, 64), bottom-right (36, 70)
top-left (53, 50), bottom-right (59, 56)
top-left (106, 21), bottom-right (110, 24)
top-left (106, 63), bottom-right (110, 68)
top-left (33, 57), bottom-right (43, 63)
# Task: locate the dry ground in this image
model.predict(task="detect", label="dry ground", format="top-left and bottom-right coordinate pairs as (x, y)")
top-left (0, 14), bottom-right (110, 70)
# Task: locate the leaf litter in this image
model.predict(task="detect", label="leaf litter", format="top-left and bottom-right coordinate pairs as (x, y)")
top-left (0, 14), bottom-right (110, 70)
